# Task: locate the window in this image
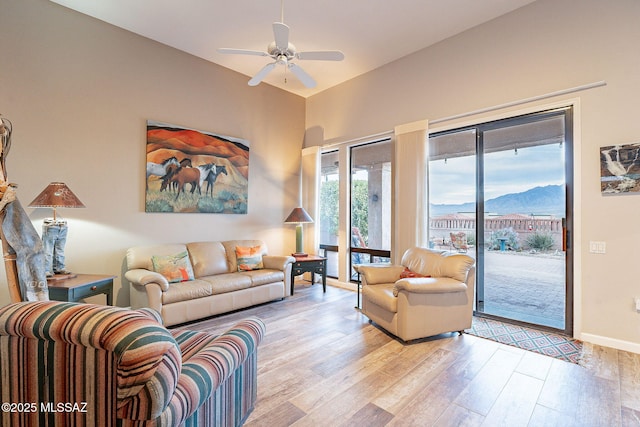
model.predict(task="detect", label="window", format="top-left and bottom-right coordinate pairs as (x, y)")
top-left (349, 140), bottom-right (392, 278)
top-left (319, 150), bottom-right (339, 278)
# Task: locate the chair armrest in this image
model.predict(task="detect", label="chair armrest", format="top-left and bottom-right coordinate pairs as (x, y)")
top-left (125, 268), bottom-right (169, 292)
top-left (357, 265), bottom-right (405, 286)
top-left (0, 301), bottom-right (182, 421)
top-left (156, 317), bottom-right (266, 425)
top-left (394, 277), bottom-right (467, 295)
top-left (263, 255), bottom-right (296, 271)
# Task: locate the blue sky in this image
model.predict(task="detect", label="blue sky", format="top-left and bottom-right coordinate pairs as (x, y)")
top-left (429, 143), bottom-right (565, 204)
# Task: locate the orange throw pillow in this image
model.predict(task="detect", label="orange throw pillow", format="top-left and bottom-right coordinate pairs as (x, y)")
top-left (236, 245), bottom-right (264, 271)
top-left (399, 267), bottom-right (430, 278)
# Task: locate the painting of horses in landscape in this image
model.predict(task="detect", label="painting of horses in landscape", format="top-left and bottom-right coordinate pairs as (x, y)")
top-left (145, 120), bottom-right (249, 213)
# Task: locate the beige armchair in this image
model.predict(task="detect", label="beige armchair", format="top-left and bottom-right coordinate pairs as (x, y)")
top-left (358, 247), bottom-right (475, 342)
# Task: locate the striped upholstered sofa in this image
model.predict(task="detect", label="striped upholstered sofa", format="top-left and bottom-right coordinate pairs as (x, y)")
top-left (0, 301), bottom-right (264, 426)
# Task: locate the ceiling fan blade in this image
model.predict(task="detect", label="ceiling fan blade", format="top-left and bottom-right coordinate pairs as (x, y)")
top-left (273, 22), bottom-right (290, 50)
top-left (297, 51), bottom-right (345, 61)
top-left (288, 63), bottom-right (316, 88)
top-left (248, 62), bottom-right (277, 86)
top-left (217, 48), bottom-right (269, 57)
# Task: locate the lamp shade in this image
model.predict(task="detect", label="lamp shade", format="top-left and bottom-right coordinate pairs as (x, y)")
top-left (28, 182), bottom-right (85, 209)
top-left (284, 207), bottom-right (313, 224)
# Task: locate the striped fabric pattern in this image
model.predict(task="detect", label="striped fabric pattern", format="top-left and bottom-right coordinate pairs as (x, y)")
top-left (0, 301), bottom-right (265, 427)
top-left (132, 318), bottom-right (265, 426)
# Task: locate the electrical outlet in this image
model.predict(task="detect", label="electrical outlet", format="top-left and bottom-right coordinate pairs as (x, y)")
top-left (589, 241), bottom-right (606, 254)
top-left (635, 297), bottom-right (640, 312)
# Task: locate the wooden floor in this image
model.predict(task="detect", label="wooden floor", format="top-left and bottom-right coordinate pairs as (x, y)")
top-left (177, 283), bottom-right (640, 427)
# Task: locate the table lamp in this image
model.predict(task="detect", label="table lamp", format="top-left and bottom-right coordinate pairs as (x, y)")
top-left (284, 207), bottom-right (313, 257)
top-left (29, 182), bottom-right (85, 280)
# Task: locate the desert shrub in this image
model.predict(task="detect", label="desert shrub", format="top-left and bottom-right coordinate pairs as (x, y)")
top-left (466, 233), bottom-right (476, 247)
top-left (525, 231), bottom-right (555, 251)
top-left (218, 190), bottom-right (239, 202)
top-left (233, 201), bottom-right (248, 214)
top-left (489, 227), bottom-right (519, 250)
top-left (197, 198), bottom-right (224, 213)
top-left (146, 199), bottom-right (173, 213)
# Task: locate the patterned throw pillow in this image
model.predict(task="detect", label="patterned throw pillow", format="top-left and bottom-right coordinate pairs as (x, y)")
top-left (236, 245), bottom-right (264, 271)
top-left (151, 251), bottom-right (195, 283)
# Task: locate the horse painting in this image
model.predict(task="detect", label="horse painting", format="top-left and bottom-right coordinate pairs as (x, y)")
top-left (145, 120), bottom-right (249, 214)
top-left (160, 158), bottom-right (193, 193)
top-left (169, 163), bottom-right (217, 200)
top-left (204, 164), bottom-right (227, 197)
top-left (146, 156), bottom-right (179, 180)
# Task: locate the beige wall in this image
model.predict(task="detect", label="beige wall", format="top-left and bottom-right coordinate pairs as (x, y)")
top-left (2, 0), bottom-right (639, 351)
top-left (0, 0), bottom-right (305, 306)
top-left (306, 0), bottom-right (640, 350)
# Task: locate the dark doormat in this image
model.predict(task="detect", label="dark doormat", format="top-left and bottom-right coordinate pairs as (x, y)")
top-left (467, 316), bottom-right (582, 364)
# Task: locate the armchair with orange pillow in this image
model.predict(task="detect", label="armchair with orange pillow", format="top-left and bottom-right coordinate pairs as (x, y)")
top-left (357, 247), bottom-right (475, 342)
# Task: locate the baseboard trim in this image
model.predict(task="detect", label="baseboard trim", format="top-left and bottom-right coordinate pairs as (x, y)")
top-left (326, 278), bottom-right (356, 292)
top-left (579, 333), bottom-right (640, 354)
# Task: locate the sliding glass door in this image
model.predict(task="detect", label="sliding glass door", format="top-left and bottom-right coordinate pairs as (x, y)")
top-left (428, 108), bottom-right (573, 334)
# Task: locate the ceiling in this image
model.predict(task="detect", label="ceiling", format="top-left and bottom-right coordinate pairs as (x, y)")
top-left (49, 0), bottom-right (537, 98)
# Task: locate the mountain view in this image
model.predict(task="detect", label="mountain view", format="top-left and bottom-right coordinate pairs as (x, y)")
top-left (430, 185), bottom-right (565, 217)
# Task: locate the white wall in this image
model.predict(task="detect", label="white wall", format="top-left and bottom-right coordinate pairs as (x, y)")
top-left (0, 0), bottom-right (305, 306)
top-left (306, 0), bottom-right (640, 350)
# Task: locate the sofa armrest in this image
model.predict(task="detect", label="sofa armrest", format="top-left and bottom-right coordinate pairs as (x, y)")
top-left (153, 317), bottom-right (266, 425)
top-left (263, 255), bottom-right (296, 271)
top-left (125, 268), bottom-right (169, 292)
top-left (394, 277), bottom-right (467, 295)
top-left (358, 265), bottom-right (405, 286)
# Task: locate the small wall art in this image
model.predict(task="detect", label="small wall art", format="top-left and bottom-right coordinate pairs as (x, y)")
top-left (600, 142), bottom-right (640, 194)
top-left (145, 120), bottom-right (249, 213)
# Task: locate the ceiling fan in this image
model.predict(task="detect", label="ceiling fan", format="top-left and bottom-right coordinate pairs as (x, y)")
top-left (217, 1), bottom-right (344, 88)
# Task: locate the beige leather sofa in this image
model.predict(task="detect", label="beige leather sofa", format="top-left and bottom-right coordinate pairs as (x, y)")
top-left (125, 240), bottom-right (295, 326)
top-left (358, 247), bottom-right (476, 342)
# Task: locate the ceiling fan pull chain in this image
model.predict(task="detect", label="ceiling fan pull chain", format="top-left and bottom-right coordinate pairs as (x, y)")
top-left (284, 60), bottom-right (288, 84)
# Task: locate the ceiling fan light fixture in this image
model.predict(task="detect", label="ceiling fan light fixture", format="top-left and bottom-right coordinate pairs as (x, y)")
top-left (217, 3), bottom-right (344, 89)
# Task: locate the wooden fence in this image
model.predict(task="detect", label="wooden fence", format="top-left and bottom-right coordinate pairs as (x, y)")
top-left (430, 214), bottom-right (563, 249)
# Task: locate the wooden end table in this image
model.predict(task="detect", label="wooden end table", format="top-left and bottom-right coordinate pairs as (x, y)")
top-left (290, 255), bottom-right (327, 295)
top-left (47, 274), bottom-right (116, 305)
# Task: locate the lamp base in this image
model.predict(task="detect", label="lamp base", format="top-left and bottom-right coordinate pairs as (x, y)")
top-left (47, 272), bottom-right (77, 282)
top-left (292, 252), bottom-right (308, 258)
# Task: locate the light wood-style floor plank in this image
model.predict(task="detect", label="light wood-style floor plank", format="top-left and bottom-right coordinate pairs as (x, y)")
top-left (175, 283), bottom-right (639, 426)
top-left (481, 372), bottom-right (544, 426)
top-left (454, 348), bottom-right (523, 416)
top-left (619, 350), bottom-right (640, 413)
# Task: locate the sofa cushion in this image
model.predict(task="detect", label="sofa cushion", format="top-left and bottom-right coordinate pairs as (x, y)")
top-left (199, 273), bottom-right (252, 295)
top-left (151, 251), bottom-right (195, 283)
top-left (161, 279), bottom-right (213, 304)
top-left (239, 269), bottom-right (285, 286)
top-left (187, 242), bottom-right (229, 277)
top-left (236, 245), bottom-right (264, 271)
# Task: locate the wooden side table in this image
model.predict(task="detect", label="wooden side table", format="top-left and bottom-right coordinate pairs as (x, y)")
top-left (47, 274), bottom-right (116, 305)
top-left (290, 255), bottom-right (326, 295)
